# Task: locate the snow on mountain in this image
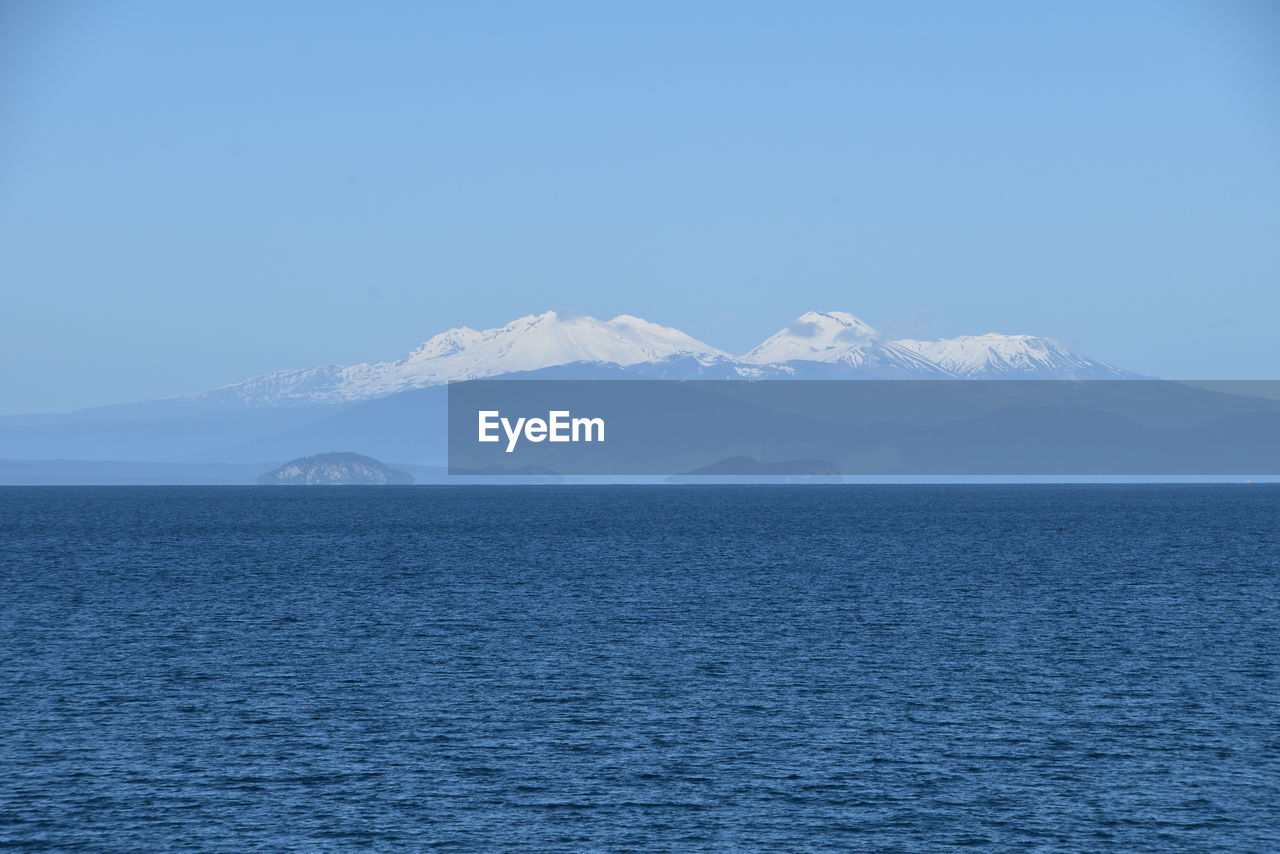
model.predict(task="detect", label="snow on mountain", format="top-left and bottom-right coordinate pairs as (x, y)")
top-left (893, 333), bottom-right (1138, 379)
top-left (385, 312), bottom-right (729, 387)
top-left (191, 312), bottom-right (731, 406)
top-left (741, 311), bottom-right (948, 376)
top-left (742, 311), bottom-right (877, 363)
top-left (191, 364), bottom-right (360, 407)
top-left (182, 309), bottom-right (1140, 408)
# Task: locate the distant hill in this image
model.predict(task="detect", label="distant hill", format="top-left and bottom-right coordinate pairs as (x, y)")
top-left (257, 452), bottom-right (413, 485)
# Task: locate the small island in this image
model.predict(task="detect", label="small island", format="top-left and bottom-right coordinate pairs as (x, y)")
top-left (257, 452), bottom-right (413, 485)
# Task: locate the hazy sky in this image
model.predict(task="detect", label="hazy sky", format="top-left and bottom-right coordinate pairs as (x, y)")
top-left (2, 0), bottom-right (1278, 413)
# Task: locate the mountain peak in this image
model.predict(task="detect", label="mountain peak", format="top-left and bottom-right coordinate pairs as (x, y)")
top-left (741, 310), bottom-right (878, 364)
top-left (799, 309), bottom-right (875, 328)
top-left (740, 310), bottom-right (947, 377)
top-left (407, 326), bottom-right (484, 360)
top-left (322, 312), bottom-right (731, 400)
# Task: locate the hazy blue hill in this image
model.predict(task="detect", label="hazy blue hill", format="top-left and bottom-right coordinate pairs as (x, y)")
top-left (7, 370), bottom-right (1280, 477)
top-left (197, 386), bottom-right (449, 464)
top-left (0, 401), bottom-right (348, 462)
top-left (0, 459), bottom-right (269, 485)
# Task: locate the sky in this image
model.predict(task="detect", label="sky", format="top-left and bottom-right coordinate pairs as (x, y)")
top-left (2, 0), bottom-right (1278, 413)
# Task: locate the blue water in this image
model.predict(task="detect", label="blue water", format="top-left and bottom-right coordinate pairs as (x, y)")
top-left (2, 485), bottom-right (1277, 852)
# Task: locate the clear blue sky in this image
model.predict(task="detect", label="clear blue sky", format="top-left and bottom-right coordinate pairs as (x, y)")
top-left (2, 0), bottom-right (1278, 413)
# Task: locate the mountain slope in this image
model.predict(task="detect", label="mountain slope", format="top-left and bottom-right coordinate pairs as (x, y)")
top-left (893, 333), bottom-right (1139, 379)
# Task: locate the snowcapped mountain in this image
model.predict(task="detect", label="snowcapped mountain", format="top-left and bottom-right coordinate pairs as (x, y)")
top-left (181, 309), bottom-right (1139, 408)
top-left (893, 333), bottom-right (1137, 379)
top-left (191, 312), bottom-right (733, 406)
top-left (742, 311), bottom-right (878, 363)
top-left (392, 312), bottom-right (729, 380)
top-left (741, 311), bottom-right (948, 377)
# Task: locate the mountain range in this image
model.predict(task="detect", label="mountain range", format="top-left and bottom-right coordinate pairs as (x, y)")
top-left (186, 310), bottom-right (1137, 408)
top-left (0, 309), bottom-right (1152, 474)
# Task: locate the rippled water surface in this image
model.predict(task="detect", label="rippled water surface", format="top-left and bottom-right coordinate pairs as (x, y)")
top-left (2, 485), bottom-right (1278, 852)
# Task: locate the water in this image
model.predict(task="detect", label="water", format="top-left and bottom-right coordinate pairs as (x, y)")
top-left (1, 485), bottom-right (1277, 852)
